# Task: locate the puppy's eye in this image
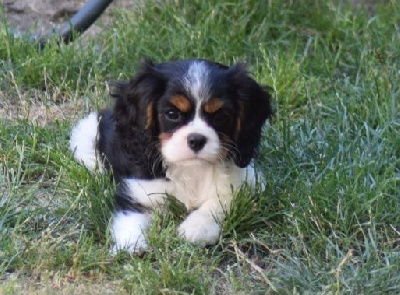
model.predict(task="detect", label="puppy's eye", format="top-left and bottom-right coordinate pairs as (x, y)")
top-left (165, 109), bottom-right (181, 122)
top-left (212, 110), bottom-right (228, 123)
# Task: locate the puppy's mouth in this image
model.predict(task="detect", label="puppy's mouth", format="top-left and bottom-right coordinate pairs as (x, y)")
top-left (171, 158), bottom-right (210, 166)
top-left (164, 153), bottom-right (220, 165)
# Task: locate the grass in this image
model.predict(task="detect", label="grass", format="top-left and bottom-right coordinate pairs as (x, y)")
top-left (1, 0), bottom-right (400, 293)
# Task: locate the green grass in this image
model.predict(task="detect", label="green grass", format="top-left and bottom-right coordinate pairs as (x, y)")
top-left (1, 0), bottom-right (400, 293)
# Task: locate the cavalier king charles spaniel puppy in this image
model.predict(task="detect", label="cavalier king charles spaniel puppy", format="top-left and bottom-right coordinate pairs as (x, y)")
top-left (69, 59), bottom-right (273, 253)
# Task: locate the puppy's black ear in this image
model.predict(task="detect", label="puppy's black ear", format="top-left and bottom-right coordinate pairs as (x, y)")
top-left (229, 64), bottom-right (274, 168)
top-left (110, 60), bottom-right (166, 134)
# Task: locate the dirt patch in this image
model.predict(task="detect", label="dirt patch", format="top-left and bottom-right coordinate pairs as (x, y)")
top-left (2, 0), bottom-right (139, 124)
top-left (3, 0), bottom-right (139, 38)
top-left (0, 89), bottom-right (85, 125)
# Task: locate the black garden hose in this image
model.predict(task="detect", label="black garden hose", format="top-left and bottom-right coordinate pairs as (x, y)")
top-left (11, 0), bottom-right (114, 47)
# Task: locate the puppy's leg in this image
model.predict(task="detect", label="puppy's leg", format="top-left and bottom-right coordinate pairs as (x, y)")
top-left (111, 178), bottom-right (174, 253)
top-left (111, 210), bottom-right (152, 254)
top-left (120, 179), bottom-right (173, 209)
top-left (176, 165), bottom-right (256, 247)
top-left (177, 198), bottom-right (227, 247)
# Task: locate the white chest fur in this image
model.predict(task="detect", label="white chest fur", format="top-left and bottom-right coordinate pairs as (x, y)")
top-left (112, 160), bottom-right (257, 253)
top-left (166, 160), bottom-right (255, 210)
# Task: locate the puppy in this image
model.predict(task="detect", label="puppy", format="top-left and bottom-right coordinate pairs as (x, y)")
top-left (69, 59), bottom-right (273, 253)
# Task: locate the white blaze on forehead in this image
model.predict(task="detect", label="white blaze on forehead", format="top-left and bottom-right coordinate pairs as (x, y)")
top-left (184, 61), bottom-right (210, 104)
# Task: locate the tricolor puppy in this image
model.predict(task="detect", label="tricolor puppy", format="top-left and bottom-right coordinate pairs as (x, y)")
top-left (70, 59), bottom-right (273, 253)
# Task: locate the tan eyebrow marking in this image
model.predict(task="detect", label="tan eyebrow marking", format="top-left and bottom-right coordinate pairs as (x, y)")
top-left (204, 98), bottom-right (224, 113)
top-left (170, 95), bottom-right (192, 113)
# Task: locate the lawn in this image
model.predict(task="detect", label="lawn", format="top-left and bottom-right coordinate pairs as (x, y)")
top-left (1, 0), bottom-right (400, 294)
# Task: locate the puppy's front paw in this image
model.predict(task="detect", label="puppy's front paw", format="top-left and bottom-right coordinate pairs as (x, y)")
top-left (111, 211), bottom-right (151, 254)
top-left (111, 231), bottom-right (148, 255)
top-left (177, 211), bottom-right (220, 247)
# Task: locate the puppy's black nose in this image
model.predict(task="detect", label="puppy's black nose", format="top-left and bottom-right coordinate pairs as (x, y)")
top-left (187, 133), bottom-right (207, 153)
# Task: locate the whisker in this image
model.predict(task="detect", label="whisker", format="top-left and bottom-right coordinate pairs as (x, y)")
top-left (219, 139), bottom-right (239, 164)
top-left (143, 138), bottom-right (165, 177)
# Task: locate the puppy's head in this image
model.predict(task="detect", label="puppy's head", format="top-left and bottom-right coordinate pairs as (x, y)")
top-left (112, 59), bottom-right (273, 168)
